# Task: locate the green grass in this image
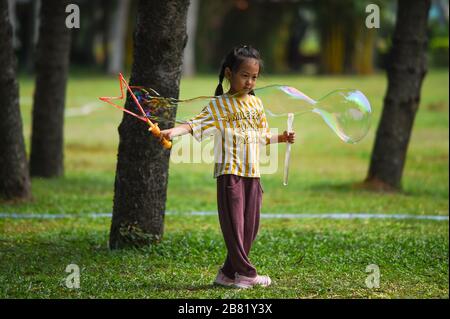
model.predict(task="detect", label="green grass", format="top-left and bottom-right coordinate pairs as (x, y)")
top-left (0, 69), bottom-right (448, 298)
top-left (0, 216), bottom-right (448, 298)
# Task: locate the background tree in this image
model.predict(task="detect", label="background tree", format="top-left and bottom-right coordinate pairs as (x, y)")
top-left (195, 0), bottom-right (235, 73)
top-left (29, 0), bottom-right (72, 177)
top-left (100, 0), bottom-right (113, 72)
top-left (365, 0), bottom-right (431, 190)
top-left (0, 0), bottom-right (31, 200)
top-left (8, 0), bottom-right (39, 72)
top-left (217, 0), bottom-right (294, 73)
top-left (314, 0), bottom-right (379, 74)
top-left (182, 0), bottom-right (199, 77)
top-left (109, 0), bottom-right (189, 249)
top-left (107, 0), bottom-right (131, 74)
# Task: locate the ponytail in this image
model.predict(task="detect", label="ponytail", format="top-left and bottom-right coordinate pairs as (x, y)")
top-left (215, 64), bottom-right (226, 96)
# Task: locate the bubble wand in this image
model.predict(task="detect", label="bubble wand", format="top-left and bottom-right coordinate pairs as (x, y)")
top-left (99, 73), bottom-right (172, 149)
top-left (283, 113), bottom-right (294, 186)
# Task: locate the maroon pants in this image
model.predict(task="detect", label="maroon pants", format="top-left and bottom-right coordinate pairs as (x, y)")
top-left (216, 174), bottom-right (263, 278)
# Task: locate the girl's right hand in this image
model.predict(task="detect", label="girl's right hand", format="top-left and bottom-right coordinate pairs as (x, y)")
top-left (159, 129), bottom-right (172, 141)
top-left (159, 124), bottom-right (192, 141)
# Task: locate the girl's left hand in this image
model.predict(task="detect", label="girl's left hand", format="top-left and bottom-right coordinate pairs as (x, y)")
top-left (283, 130), bottom-right (296, 143)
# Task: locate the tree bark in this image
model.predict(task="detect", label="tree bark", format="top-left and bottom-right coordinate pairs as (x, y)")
top-left (0, 0), bottom-right (31, 200)
top-left (109, 0), bottom-right (189, 249)
top-left (29, 0), bottom-right (72, 177)
top-left (365, 0), bottom-right (431, 190)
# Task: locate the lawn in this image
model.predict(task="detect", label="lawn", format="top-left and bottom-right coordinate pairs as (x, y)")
top-left (0, 69), bottom-right (448, 298)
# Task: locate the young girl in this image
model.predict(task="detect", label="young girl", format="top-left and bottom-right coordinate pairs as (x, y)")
top-left (160, 45), bottom-right (295, 289)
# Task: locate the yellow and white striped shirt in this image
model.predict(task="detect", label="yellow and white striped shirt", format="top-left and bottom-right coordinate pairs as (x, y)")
top-left (188, 94), bottom-right (271, 178)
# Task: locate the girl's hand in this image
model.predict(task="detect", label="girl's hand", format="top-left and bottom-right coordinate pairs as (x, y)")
top-left (159, 124), bottom-right (192, 141)
top-left (283, 130), bottom-right (296, 144)
top-left (159, 129), bottom-right (173, 141)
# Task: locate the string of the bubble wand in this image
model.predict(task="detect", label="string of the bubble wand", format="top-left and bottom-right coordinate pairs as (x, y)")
top-left (99, 76), bottom-right (222, 123)
top-left (99, 73), bottom-right (172, 148)
top-left (98, 74), bottom-right (148, 123)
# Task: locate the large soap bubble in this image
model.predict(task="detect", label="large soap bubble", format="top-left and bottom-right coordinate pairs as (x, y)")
top-left (255, 85), bottom-right (372, 144)
top-left (117, 84), bottom-right (371, 144)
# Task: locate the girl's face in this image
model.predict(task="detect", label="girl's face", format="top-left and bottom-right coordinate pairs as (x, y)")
top-left (225, 58), bottom-right (260, 96)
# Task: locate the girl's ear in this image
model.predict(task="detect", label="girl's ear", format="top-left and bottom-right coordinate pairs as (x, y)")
top-left (224, 67), bottom-right (232, 80)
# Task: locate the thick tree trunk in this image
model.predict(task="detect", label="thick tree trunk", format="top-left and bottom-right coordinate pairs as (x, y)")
top-left (365, 0), bottom-right (431, 190)
top-left (30, 0), bottom-right (71, 177)
top-left (109, 0), bottom-right (189, 249)
top-left (0, 0), bottom-right (31, 200)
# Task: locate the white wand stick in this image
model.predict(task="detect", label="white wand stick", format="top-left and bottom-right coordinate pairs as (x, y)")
top-left (283, 113), bottom-right (294, 186)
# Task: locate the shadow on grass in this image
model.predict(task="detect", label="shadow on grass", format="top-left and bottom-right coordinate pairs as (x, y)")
top-left (148, 282), bottom-right (220, 292)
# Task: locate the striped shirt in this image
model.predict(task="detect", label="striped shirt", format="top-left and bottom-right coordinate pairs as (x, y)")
top-left (188, 94), bottom-right (271, 178)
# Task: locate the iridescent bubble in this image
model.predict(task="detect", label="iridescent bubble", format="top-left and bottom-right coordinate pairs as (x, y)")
top-left (130, 85), bottom-right (371, 144)
top-left (255, 85), bottom-right (372, 144)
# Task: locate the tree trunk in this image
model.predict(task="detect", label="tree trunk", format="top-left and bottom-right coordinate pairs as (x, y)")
top-left (29, 0), bottom-right (72, 177)
top-left (365, 0), bottom-right (431, 191)
top-left (24, 0), bottom-right (40, 73)
top-left (320, 22), bottom-right (345, 74)
top-left (315, 0), bottom-right (348, 75)
top-left (182, 0), bottom-right (199, 77)
top-left (195, 0), bottom-right (234, 73)
top-left (315, 0), bottom-right (376, 75)
top-left (109, 0), bottom-right (189, 249)
top-left (7, 0), bottom-right (17, 48)
top-left (0, 0), bottom-right (31, 200)
top-left (107, 0), bottom-right (130, 75)
top-left (354, 28), bottom-right (375, 75)
top-left (101, 0), bottom-right (112, 73)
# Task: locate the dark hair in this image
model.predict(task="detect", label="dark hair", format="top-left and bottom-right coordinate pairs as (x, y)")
top-left (215, 45), bottom-right (263, 96)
